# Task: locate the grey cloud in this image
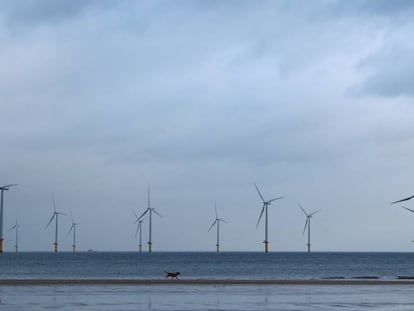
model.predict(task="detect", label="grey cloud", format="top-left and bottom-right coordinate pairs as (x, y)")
top-left (352, 47), bottom-right (414, 97)
top-left (0, 0), bottom-right (112, 28)
top-left (2, 1), bottom-right (414, 252)
top-left (333, 0), bottom-right (414, 17)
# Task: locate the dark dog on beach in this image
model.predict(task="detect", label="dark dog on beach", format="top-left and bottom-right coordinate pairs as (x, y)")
top-left (165, 271), bottom-right (180, 280)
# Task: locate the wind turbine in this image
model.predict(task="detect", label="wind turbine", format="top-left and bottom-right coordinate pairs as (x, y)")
top-left (138, 185), bottom-right (162, 253)
top-left (254, 183), bottom-right (284, 253)
top-left (45, 193), bottom-right (67, 253)
top-left (68, 212), bottom-right (78, 253)
top-left (208, 203), bottom-right (228, 253)
top-left (134, 212), bottom-right (144, 253)
top-left (0, 184), bottom-right (17, 253)
top-left (9, 219), bottom-right (20, 253)
top-left (298, 203), bottom-right (321, 253)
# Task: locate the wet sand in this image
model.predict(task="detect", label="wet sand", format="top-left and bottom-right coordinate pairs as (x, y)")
top-left (1, 279), bottom-right (414, 286)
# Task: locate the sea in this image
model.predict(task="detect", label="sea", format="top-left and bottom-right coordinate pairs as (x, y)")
top-left (1, 252), bottom-right (414, 310)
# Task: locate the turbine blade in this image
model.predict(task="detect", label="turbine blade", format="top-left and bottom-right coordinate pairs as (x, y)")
top-left (219, 218), bottom-right (229, 224)
top-left (71, 211), bottom-right (75, 223)
top-left (135, 222), bottom-right (140, 237)
top-left (303, 218), bottom-right (309, 235)
top-left (208, 220), bottom-right (217, 232)
top-left (9, 225), bottom-right (17, 231)
top-left (298, 203), bottom-right (308, 216)
top-left (309, 209), bottom-right (321, 216)
top-left (52, 193), bottom-right (56, 212)
top-left (267, 197), bottom-right (284, 203)
top-left (153, 209), bottom-right (162, 218)
top-left (138, 208), bottom-right (149, 220)
top-left (391, 195), bottom-right (414, 204)
top-left (402, 206), bottom-right (414, 213)
top-left (254, 183), bottom-right (265, 203)
top-left (256, 204), bottom-right (265, 229)
top-left (147, 184), bottom-right (151, 208)
top-left (215, 202), bottom-right (218, 219)
top-left (11, 217), bottom-right (18, 230)
top-left (45, 214), bottom-right (55, 229)
top-left (133, 210), bottom-right (141, 223)
top-left (67, 224), bottom-right (74, 235)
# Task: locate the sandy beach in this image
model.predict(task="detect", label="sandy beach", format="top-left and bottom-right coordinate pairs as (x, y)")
top-left (1, 278), bottom-right (414, 286)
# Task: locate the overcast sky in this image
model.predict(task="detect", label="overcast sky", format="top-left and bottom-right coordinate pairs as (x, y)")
top-left (1, 0), bottom-right (414, 252)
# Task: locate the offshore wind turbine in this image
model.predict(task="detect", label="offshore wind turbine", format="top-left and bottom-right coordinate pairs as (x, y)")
top-left (134, 212), bottom-right (144, 253)
top-left (138, 185), bottom-right (162, 253)
top-left (254, 183), bottom-right (284, 253)
top-left (0, 184), bottom-right (17, 253)
top-left (208, 203), bottom-right (228, 253)
top-left (68, 212), bottom-right (78, 253)
top-left (298, 203), bottom-right (321, 253)
top-left (9, 219), bottom-right (20, 253)
top-left (45, 193), bottom-right (67, 253)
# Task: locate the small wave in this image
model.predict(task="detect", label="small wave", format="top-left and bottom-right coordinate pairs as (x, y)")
top-left (321, 276), bottom-right (381, 280)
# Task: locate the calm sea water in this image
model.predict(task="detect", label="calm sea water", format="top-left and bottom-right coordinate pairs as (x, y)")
top-left (2, 252), bottom-right (414, 310)
top-left (1, 252), bottom-right (414, 279)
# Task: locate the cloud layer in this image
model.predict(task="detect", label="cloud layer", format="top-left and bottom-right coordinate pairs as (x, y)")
top-left (1, 1), bottom-right (414, 252)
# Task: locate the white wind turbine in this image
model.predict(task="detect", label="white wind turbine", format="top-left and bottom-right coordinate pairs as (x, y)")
top-left (9, 218), bottom-right (20, 253)
top-left (255, 183), bottom-right (284, 253)
top-left (45, 193), bottom-right (67, 253)
top-left (208, 203), bottom-right (228, 253)
top-left (298, 203), bottom-right (321, 253)
top-left (0, 184), bottom-right (17, 253)
top-left (134, 212), bottom-right (144, 253)
top-left (68, 212), bottom-right (78, 253)
top-left (138, 185), bottom-right (162, 253)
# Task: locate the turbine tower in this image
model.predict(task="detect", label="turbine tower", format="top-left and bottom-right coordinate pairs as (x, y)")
top-left (138, 185), bottom-right (162, 253)
top-left (9, 219), bottom-right (20, 253)
top-left (255, 183), bottom-right (284, 253)
top-left (68, 212), bottom-right (78, 253)
top-left (45, 193), bottom-right (67, 253)
top-left (208, 203), bottom-right (228, 253)
top-left (0, 184), bottom-right (17, 253)
top-left (298, 203), bottom-right (321, 253)
top-left (134, 212), bottom-right (144, 253)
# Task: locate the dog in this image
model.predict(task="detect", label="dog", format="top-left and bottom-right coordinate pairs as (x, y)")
top-left (165, 271), bottom-right (180, 280)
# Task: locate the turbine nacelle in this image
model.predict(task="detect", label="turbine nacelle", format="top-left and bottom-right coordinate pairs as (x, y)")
top-left (255, 183), bottom-right (284, 229)
top-left (298, 203), bottom-right (321, 235)
top-left (0, 184), bottom-right (18, 191)
top-left (209, 204), bottom-right (228, 232)
top-left (68, 222), bottom-right (78, 235)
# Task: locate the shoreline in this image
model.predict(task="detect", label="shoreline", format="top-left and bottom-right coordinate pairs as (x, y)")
top-left (1, 279), bottom-right (414, 286)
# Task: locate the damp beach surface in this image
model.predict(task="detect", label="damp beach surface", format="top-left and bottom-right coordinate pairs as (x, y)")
top-left (1, 284), bottom-right (414, 310)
